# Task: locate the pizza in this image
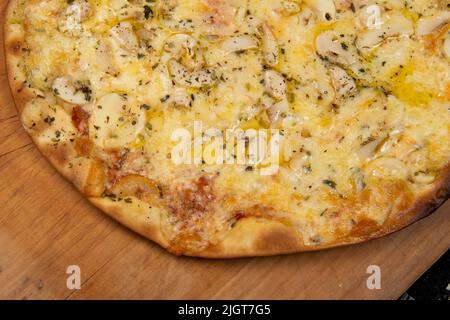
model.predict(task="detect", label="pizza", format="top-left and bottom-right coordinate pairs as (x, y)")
top-left (4, 0), bottom-right (450, 257)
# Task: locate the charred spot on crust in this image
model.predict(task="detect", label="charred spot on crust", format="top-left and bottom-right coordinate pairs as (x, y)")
top-left (71, 106), bottom-right (90, 135)
top-left (255, 226), bottom-right (301, 253)
top-left (74, 137), bottom-right (94, 156)
top-left (348, 218), bottom-right (379, 238)
top-left (84, 160), bottom-right (107, 197)
top-left (8, 40), bottom-right (25, 56)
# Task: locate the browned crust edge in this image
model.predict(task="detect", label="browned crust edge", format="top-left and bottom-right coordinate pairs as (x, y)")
top-left (192, 164), bottom-right (450, 258)
top-left (4, 0), bottom-right (450, 259)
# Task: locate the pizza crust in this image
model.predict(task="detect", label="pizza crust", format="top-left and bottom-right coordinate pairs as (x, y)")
top-left (89, 164), bottom-right (450, 258)
top-left (4, 0), bottom-right (450, 258)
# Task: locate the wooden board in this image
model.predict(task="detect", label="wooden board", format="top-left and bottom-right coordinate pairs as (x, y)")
top-left (0, 1), bottom-right (449, 300)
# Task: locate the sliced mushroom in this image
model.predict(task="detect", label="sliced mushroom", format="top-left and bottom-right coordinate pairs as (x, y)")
top-left (267, 99), bottom-right (290, 124)
top-left (258, 94), bottom-right (276, 110)
top-left (163, 91), bottom-right (193, 108)
top-left (161, 34), bottom-right (215, 89)
top-left (281, 1), bottom-right (301, 16)
top-left (234, 6), bottom-right (248, 25)
top-left (356, 14), bottom-right (414, 49)
top-left (221, 35), bottom-right (259, 54)
top-left (259, 23), bottom-right (279, 67)
top-left (71, 0), bottom-right (91, 20)
top-left (316, 78), bottom-right (336, 107)
top-left (52, 76), bottom-right (91, 105)
top-left (438, 0), bottom-right (450, 10)
top-left (58, 0), bottom-right (92, 36)
top-left (167, 59), bottom-right (216, 88)
top-left (163, 34), bottom-right (205, 70)
top-left (240, 104), bottom-right (264, 122)
top-left (163, 34), bottom-right (197, 59)
top-left (90, 93), bottom-right (145, 149)
top-left (137, 28), bottom-right (155, 48)
top-left (334, 0), bottom-right (353, 11)
top-left (157, 0), bottom-right (193, 31)
top-left (416, 11), bottom-right (450, 36)
top-left (357, 137), bottom-right (385, 160)
top-left (264, 70), bottom-right (287, 100)
top-left (329, 65), bottom-right (357, 101)
top-left (316, 31), bottom-right (358, 65)
top-left (246, 14), bottom-right (263, 33)
top-left (365, 157), bottom-right (408, 180)
top-left (299, 7), bottom-right (314, 26)
top-left (95, 40), bottom-right (116, 74)
top-left (109, 0), bottom-right (147, 21)
top-left (411, 171), bottom-right (435, 185)
top-left (109, 22), bottom-right (139, 53)
top-left (352, 167), bottom-right (366, 192)
top-left (306, 0), bottom-right (336, 22)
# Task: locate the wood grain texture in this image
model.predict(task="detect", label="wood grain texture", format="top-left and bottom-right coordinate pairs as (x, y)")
top-left (0, 0), bottom-right (449, 300)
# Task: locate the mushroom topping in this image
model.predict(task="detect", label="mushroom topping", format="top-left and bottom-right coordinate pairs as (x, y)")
top-left (329, 66), bottom-right (357, 101)
top-left (365, 157), bottom-right (408, 180)
top-left (95, 40), bottom-right (116, 74)
top-left (259, 23), bottom-right (280, 67)
top-left (241, 17), bottom-right (280, 66)
top-left (156, 0), bottom-right (191, 30)
top-left (306, 0), bottom-right (336, 22)
top-left (163, 91), bottom-right (193, 108)
top-left (52, 76), bottom-right (91, 105)
top-left (267, 99), bottom-right (290, 124)
top-left (316, 31), bottom-right (377, 89)
top-left (163, 34), bottom-right (205, 70)
top-left (167, 59), bottom-right (216, 88)
top-left (109, 22), bottom-right (139, 53)
top-left (299, 7), bottom-right (314, 26)
top-left (234, 6), bottom-right (248, 25)
top-left (316, 31), bottom-right (357, 66)
top-left (281, 1), bottom-right (301, 16)
top-left (352, 167), bottom-right (366, 192)
top-left (90, 93), bottom-right (145, 149)
top-left (162, 34), bottom-right (215, 88)
top-left (58, 0), bottom-right (92, 36)
top-left (411, 171), bottom-right (436, 185)
top-left (264, 70), bottom-right (287, 100)
top-left (416, 11), bottom-right (450, 36)
top-left (163, 34), bottom-right (197, 59)
top-left (221, 35), bottom-right (259, 54)
top-left (334, 0), bottom-right (353, 11)
top-left (137, 28), bottom-right (155, 48)
top-left (357, 137), bottom-right (385, 160)
top-left (356, 14), bottom-right (413, 49)
top-left (110, 0), bottom-right (153, 21)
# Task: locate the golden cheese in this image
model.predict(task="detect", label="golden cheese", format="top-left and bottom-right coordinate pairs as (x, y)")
top-left (8, 0), bottom-right (450, 250)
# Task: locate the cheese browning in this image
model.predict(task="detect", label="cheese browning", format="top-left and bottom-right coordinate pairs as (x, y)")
top-left (7, 0), bottom-right (450, 253)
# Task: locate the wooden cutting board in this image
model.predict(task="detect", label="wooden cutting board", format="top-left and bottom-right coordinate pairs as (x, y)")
top-left (0, 1), bottom-right (449, 300)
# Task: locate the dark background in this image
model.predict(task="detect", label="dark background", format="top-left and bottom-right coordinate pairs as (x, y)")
top-left (402, 250), bottom-right (449, 300)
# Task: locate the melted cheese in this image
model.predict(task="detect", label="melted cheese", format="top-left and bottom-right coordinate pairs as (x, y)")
top-left (9, 0), bottom-right (450, 249)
